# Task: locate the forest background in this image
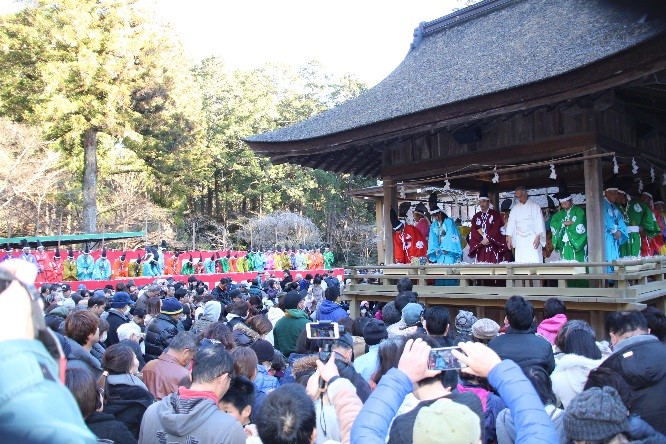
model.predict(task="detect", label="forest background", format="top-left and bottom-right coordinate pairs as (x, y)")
top-left (0, 0), bottom-right (380, 266)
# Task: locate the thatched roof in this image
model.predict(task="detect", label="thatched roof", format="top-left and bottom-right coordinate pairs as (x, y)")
top-left (246, 0), bottom-right (665, 176)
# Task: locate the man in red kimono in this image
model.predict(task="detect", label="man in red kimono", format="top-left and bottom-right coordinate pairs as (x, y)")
top-left (35, 241), bottom-right (51, 282)
top-left (391, 206), bottom-right (427, 264)
top-left (469, 184), bottom-right (507, 264)
top-left (49, 248), bottom-right (63, 282)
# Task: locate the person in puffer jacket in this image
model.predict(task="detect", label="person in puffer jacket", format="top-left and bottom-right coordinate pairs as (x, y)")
top-left (351, 339), bottom-right (559, 444)
top-left (315, 286), bottom-right (348, 322)
top-left (536, 298), bottom-right (568, 345)
top-left (144, 298), bottom-right (182, 362)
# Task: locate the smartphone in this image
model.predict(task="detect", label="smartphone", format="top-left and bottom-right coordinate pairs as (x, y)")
top-left (428, 346), bottom-right (467, 371)
top-left (306, 321), bottom-right (340, 340)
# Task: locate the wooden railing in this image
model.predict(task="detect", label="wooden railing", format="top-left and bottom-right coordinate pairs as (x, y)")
top-left (341, 257), bottom-right (666, 317)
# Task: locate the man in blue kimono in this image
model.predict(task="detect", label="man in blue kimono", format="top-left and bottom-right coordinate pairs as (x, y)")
top-left (157, 240), bottom-right (167, 275)
top-left (92, 248), bottom-right (112, 280)
top-left (427, 191), bottom-right (462, 285)
top-left (18, 240), bottom-right (38, 270)
top-left (603, 177), bottom-right (628, 272)
top-left (254, 250), bottom-right (266, 272)
top-left (76, 245), bottom-right (95, 280)
top-left (204, 255), bottom-right (216, 274)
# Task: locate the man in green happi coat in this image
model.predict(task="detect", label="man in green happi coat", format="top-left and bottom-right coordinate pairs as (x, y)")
top-left (323, 246), bottom-right (334, 269)
top-left (617, 178), bottom-right (660, 258)
top-left (550, 181), bottom-right (587, 262)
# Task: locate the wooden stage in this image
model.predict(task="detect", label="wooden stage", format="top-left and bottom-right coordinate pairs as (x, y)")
top-left (341, 258), bottom-right (666, 337)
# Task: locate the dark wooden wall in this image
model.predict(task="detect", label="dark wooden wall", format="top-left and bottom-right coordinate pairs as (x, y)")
top-left (384, 100), bottom-right (666, 177)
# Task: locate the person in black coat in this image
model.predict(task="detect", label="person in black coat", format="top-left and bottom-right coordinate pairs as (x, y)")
top-left (64, 367), bottom-right (137, 444)
top-left (86, 411), bottom-right (137, 444)
top-left (101, 343), bottom-right (155, 439)
top-left (599, 311), bottom-right (666, 435)
top-left (488, 296), bottom-right (555, 373)
top-left (104, 292), bottom-right (133, 348)
top-left (144, 298), bottom-right (182, 362)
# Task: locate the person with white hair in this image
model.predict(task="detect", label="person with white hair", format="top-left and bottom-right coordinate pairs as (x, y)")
top-left (116, 321), bottom-right (146, 371)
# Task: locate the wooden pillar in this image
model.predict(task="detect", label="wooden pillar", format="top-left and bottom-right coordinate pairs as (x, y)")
top-left (375, 198), bottom-right (385, 264)
top-left (584, 148), bottom-right (604, 277)
top-left (382, 178), bottom-right (397, 264)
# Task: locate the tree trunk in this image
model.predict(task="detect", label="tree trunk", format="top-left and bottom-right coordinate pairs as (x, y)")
top-left (214, 169), bottom-right (220, 220)
top-left (82, 129), bottom-right (98, 233)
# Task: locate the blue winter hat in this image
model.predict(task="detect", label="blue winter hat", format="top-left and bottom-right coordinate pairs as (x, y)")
top-left (402, 303), bottom-right (424, 327)
top-left (110, 291), bottom-right (134, 309)
top-left (161, 297), bottom-right (183, 315)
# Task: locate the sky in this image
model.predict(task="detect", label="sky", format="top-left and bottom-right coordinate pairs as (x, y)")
top-left (0, 0), bottom-right (466, 86)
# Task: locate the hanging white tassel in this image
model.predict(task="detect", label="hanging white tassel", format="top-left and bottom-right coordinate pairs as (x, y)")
top-left (638, 178), bottom-right (644, 194)
top-left (549, 164), bottom-right (557, 179)
top-left (613, 156), bottom-right (619, 174)
top-left (492, 166), bottom-right (499, 184)
top-left (442, 175), bottom-right (451, 191)
top-left (631, 157), bottom-right (638, 174)
top-left (399, 185), bottom-right (406, 199)
top-left (651, 166), bottom-right (655, 183)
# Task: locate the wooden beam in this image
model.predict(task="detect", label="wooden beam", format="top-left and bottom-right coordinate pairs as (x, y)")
top-left (383, 133), bottom-right (597, 179)
top-left (333, 147), bottom-right (365, 173)
top-left (585, 147), bottom-right (605, 281)
top-left (375, 198), bottom-right (385, 264)
top-left (359, 158), bottom-right (381, 177)
top-left (382, 178), bottom-right (397, 264)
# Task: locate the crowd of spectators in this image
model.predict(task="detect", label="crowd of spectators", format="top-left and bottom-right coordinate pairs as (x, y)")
top-left (2, 261), bottom-right (666, 444)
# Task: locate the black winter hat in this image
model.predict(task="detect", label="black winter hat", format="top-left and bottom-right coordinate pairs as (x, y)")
top-left (362, 319), bottom-right (388, 345)
top-left (381, 301), bottom-right (401, 326)
top-left (564, 387), bottom-right (629, 442)
top-left (284, 291), bottom-right (304, 310)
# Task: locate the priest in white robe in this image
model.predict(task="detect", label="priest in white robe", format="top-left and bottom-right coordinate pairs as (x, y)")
top-left (506, 186), bottom-right (547, 263)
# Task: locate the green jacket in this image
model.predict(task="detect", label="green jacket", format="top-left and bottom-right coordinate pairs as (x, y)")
top-left (273, 309), bottom-right (310, 357)
top-left (550, 205), bottom-right (587, 261)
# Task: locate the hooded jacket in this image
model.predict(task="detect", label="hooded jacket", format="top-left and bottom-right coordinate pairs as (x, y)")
top-left (233, 322), bottom-right (261, 347)
top-left (317, 299), bottom-right (348, 322)
top-left (104, 373), bottom-right (155, 439)
top-left (273, 309), bottom-right (310, 357)
top-left (0, 339), bottom-right (97, 443)
top-left (138, 390), bottom-right (245, 444)
top-left (65, 336), bottom-right (103, 380)
top-left (44, 305), bottom-right (68, 332)
top-left (191, 301), bottom-right (221, 336)
top-left (265, 306), bottom-right (285, 346)
top-left (550, 353), bottom-right (604, 408)
top-left (536, 314), bottom-right (568, 345)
